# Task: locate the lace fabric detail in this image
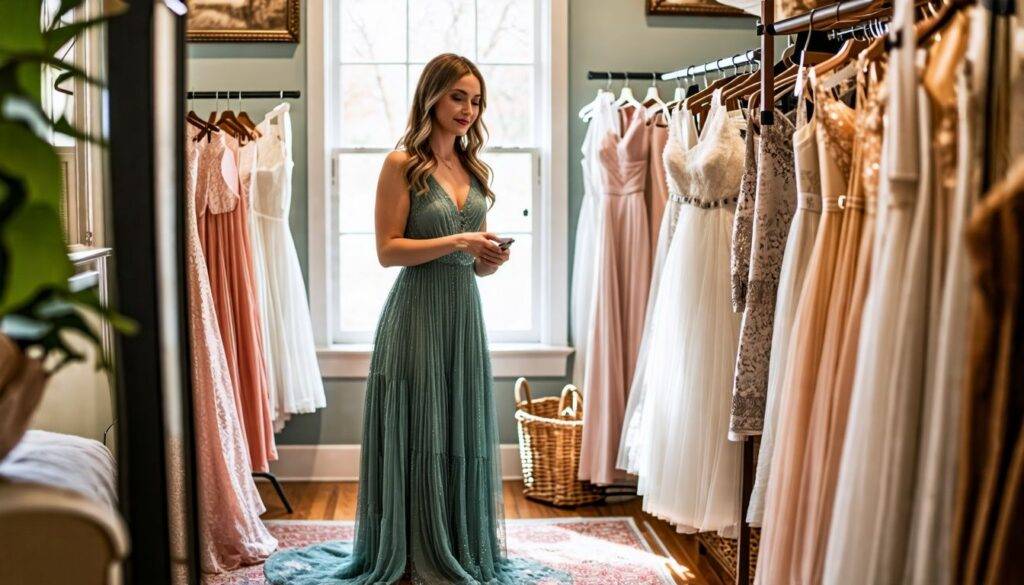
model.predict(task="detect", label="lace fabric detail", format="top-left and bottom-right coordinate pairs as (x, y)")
top-left (729, 111), bottom-right (798, 437)
top-left (731, 111), bottom-right (759, 313)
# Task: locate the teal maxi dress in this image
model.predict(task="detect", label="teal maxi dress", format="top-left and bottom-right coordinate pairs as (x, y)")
top-left (264, 175), bottom-right (569, 584)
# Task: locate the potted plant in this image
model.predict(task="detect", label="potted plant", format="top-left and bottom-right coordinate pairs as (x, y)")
top-left (0, 0), bottom-right (134, 459)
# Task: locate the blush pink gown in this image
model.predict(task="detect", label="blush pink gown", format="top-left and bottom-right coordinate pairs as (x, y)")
top-left (185, 125), bottom-right (277, 572)
top-left (195, 131), bottom-right (277, 473)
top-left (578, 105), bottom-right (652, 486)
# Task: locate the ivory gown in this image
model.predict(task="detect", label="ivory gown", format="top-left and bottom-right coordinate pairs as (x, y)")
top-left (634, 92), bottom-right (744, 534)
top-left (617, 105), bottom-right (699, 474)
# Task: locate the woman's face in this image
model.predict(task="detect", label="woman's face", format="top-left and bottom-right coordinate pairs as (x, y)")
top-left (433, 73), bottom-right (482, 137)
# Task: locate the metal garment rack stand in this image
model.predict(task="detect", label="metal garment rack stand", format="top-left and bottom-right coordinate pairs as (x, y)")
top-left (185, 90), bottom-right (301, 99)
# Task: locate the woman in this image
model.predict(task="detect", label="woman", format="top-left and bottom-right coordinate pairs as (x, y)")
top-left (265, 54), bottom-right (567, 585)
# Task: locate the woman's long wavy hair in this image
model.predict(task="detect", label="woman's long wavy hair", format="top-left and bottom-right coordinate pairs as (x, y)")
top-left (398, 53), bottom-right (495, 206)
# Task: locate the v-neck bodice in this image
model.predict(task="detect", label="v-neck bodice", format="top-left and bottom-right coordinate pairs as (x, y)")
top-left (597, 105), bottom-right (650, 198)
top-left (406, 173), bottom-right (487, 266)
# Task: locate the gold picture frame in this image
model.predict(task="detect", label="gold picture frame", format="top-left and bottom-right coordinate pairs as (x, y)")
top-left (647, 0), bottom-right (748, 17)
top-left (187, 0), bottom-right (301, 43)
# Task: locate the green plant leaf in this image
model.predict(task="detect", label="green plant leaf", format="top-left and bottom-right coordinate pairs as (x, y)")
top-left (66, 291), bottom-right (138, 336)
top-left (0, 0), bottom-right (45, 55)
top-left (0, 202), bottom-right (72, 314)
top-left (52, 0), bottom-right (88, 27)
top-left (0, 122), bottom-right (62, 208)
top-left (44, 15), bottom-right (112, 54)
top-left (15, 61), bottom-right (42, 106)
top-left (53, 115), bottom-right (106, 147)
top-left (11, 53), bottom-right (104, 87)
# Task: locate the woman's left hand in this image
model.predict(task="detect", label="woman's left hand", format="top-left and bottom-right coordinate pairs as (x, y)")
top-left (476, 246), bottom-right (509, 275)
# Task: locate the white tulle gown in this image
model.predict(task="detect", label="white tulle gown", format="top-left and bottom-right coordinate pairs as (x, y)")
top-left (249, 103), bottom-right (326, 432)
top-left (633, 92), bottom-right (745, 534)
top-left (617, 104), bottom-right (698, 474)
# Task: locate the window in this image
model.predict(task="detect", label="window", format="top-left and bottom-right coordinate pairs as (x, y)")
top-left (309, 0), bottom-right (569, 375)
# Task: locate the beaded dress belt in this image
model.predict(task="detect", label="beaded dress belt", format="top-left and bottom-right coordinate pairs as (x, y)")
top-left (669, 192), bottom-right (739, 209)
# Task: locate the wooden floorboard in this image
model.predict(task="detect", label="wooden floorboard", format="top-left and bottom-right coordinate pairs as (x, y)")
top-left (257, 480), bottom-right (727, 584)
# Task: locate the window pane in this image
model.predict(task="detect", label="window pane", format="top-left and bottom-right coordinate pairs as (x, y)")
top-left (478, 65), bottom-right (533, 146)
top-left (409, 0), bottom-right (475, 63)
top-left (477, 0), bottom-right (534, 63)
top-left (339, 64), bottom-right (407, 147)
top-left (339, 0), bottom-right (407, 62)
top-left (338, 234), bottom-right (401, 333)
top-left (338, 152), bottom-right (387, 233)
top-left (480, 151), bottom-right (532, 233)
top-left (478, 235), bottom-right (533, 332)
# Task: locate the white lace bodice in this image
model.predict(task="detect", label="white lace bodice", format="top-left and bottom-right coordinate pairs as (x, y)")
top-left (664, 91), bottom-right (746, 207)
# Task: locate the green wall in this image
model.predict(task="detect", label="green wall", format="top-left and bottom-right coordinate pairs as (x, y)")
top-left (186, 0), bottom-right (756, 446)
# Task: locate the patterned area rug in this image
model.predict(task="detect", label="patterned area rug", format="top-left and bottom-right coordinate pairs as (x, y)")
top-left (204, 517), bottom-right (676, 584)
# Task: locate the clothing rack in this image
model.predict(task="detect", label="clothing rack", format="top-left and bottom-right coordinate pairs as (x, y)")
top-left (585, 71), bottom-right (666, 81)
top-left (184, 86), bottom-right (301, 514)
top-left (185, 90), bottom-right (301, 99)
top-left (661, 49), bottom-right (761, 81)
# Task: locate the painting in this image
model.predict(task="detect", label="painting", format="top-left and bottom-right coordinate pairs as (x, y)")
top-left (187, 0), bottom-right (300, 42)
top-left (647, 0), bottom-right (748, 17)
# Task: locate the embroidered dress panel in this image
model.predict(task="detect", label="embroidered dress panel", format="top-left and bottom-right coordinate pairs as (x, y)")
top-left (729, 110), bottom-right (797, 438)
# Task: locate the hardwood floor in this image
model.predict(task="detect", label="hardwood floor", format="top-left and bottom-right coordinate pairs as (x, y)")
top-left (256, 480), bottom-right (728, 584)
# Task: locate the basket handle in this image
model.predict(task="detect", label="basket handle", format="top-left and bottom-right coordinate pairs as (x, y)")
top-left (557, 384), bottom-right (583, 418)
top-left (514, 377), bottom-right (533, 408)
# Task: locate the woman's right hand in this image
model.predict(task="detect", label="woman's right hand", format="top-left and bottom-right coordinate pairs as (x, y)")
top-left (452, 232), bottom-right (502, 260)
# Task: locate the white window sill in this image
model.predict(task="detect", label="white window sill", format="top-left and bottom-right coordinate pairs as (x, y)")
top-left (317, 343), bottom-right (574, 379)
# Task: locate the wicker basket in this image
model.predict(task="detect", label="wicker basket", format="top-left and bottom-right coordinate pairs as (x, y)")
top-left (513, 377), bottom-right (604, 507)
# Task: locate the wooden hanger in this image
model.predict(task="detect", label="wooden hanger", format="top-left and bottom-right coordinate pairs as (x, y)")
top-left (213, 92), bottom-right (251, 141)
top-left (235, 93), bottom-right (262, 139)
top-left (916, 0), bottom-right (974, 46)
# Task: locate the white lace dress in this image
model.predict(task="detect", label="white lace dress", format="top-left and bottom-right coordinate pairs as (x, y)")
top-left (617, 105), bottom-right (698, 474)
top-left (633, 92), bottom-right (744, 534)
top-left (249, 103), bottom-right (326, 432)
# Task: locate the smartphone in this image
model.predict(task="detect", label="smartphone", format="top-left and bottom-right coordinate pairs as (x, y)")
top-left (497, 237), bottom-right (515, 250)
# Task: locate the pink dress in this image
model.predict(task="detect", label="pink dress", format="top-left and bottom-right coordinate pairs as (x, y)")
top-left (195, 131), bottom-right (277, 473)
top-left (185, 126), bottom-right (277, 572)
top-left (578, 105), bottom-right (652, 486)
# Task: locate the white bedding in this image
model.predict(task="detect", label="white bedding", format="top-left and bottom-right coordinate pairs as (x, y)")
top-left (0, 430), bottom-right (117, 510)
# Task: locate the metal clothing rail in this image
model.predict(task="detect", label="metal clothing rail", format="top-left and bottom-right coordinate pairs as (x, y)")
top-left (585, 71), bottom-right (666, 81)
top-left (185, 90), bottom-right (301, 99)
top-left (661, 49), bottom-right (761, 81)
top-left (758, 0), bottom-right (885, 35)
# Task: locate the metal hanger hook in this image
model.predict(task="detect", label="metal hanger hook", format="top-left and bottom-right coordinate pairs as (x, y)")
top-left (606, 72), bottom-right (613, 91)
top-left (800, 7), bottom-right (818, 60)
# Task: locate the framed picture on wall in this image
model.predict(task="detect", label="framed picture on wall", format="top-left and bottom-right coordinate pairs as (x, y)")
top-left (187, 0), bottom-right (301, 42)
top-left (647, 0), bottom-right (747, 17)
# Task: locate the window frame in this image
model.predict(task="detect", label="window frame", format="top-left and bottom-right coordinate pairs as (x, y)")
top-left (308, 0), bottom-right (570, 377)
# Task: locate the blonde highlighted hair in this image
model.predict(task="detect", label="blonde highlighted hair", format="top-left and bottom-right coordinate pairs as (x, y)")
top-left (397, 53), bottom-right (495, 205)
